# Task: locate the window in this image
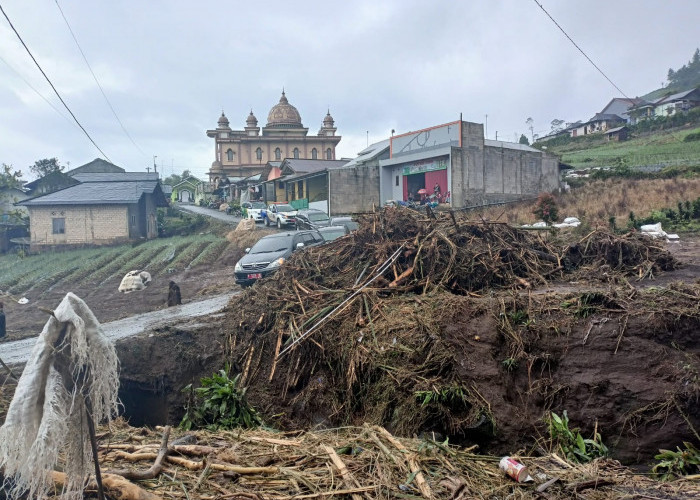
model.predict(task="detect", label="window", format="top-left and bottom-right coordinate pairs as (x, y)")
top-left (131, 215), bottom-right (136, 226)
top-left (256, 147), bottom-right (263, 160)
top-left (278, 181), bottom-right (285, 189)
top-left (226, 149), bottom-right (234, 161)
top-left (298, 180), bottom-right (304, 198)
top-left (312, 148), bottom-right (318, 160)
top-left (395, 175), bottom-right (399, 186)
top-left (293, 148), bottom-right (300, 159)
top-left (326, 148), bottom-right (332, 160)
top-left (275, 148), bottom-right (281, 160)
top-left (52, 217), bottom-right (65, 234)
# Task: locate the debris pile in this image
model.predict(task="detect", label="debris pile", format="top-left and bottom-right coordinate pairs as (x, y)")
top-left (220, 208), bottom-right (697, 462)
top-left (34, 420), bottom-right (700, 499)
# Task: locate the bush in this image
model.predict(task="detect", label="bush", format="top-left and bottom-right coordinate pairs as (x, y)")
top-left (684, 131), bottom-right (700, 142)
top-left (180, 367), bottom-right (261, 430)
top-left (547, 411), bottom-right (608, 463)
top-left (532, 193), bottom-right (559, 224)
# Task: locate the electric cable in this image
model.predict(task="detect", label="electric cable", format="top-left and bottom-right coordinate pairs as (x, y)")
top-left (532, 0), bottom-right (630, 99)
top-left (0, 1), bottom-right (112, 162)
top-left (54, 0), bottom-right (147, 158)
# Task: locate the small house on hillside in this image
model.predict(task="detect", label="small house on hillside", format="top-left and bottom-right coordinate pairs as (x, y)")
top-left (604, 126), bottom-right (628, 142)
top-left (18, 171), bottom-right (168, 250)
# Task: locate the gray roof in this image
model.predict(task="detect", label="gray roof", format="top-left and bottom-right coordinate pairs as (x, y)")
top-left (484, 139), bottom-right (539, 152)
top-left (71, 172), bottom-right (160, 183)
top-left (19, 180), bottom-right (166, 206)
top-left (656, 87), bottom-right (700, 103)
top-left (604, 126), bottom-right (627, 134)
top-left (343, 139), bottom-right (391, 168)
top-left (65, 158), bottom-right (125, 176)
top-left (281, 159), bottom-right (349, 174)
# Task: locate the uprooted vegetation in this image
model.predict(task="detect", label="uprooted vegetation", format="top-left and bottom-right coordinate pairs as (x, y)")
top-left (220, 208), bottom-right (698, 465)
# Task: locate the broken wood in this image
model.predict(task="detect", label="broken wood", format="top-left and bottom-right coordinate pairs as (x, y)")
top-left (109, 426), bottom-right (171, 480)
top-left (52, 471), bottom-right (160, 500)
top-left (322, 445), bottom-right (364, 500)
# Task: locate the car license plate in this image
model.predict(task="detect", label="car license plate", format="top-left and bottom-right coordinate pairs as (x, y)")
top-left (247, 273), bottom-right (262, 279)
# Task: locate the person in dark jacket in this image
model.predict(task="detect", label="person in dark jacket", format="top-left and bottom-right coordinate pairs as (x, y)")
top-left (0, 302), bottom-right (6, 339)
top-left (167, 281), bottom-right (182, 307)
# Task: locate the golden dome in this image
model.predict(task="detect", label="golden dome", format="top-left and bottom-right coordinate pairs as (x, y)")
top-left (266, 91), bottom-right (302, 128)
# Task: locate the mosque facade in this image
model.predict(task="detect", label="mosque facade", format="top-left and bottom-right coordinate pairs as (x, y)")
top-left (206, 91), bottom-right (341, 181)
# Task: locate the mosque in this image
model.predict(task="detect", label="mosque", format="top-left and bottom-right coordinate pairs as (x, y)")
top-left (206, 91), bottom-right (341, 181)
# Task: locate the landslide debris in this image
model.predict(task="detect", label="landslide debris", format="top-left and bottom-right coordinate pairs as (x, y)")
top-left (222, 208), bottom-right (699, 463)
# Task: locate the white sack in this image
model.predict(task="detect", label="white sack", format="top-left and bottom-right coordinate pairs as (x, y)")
top-left (0, 293), bottom-right (119, 499)
top-left (118, 270), bottom-right (152, 293)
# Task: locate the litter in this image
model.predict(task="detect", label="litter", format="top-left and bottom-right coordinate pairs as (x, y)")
top-left (118, 270), bottom-right (152, 293)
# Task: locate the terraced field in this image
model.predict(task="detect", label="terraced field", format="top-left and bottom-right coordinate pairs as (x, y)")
top-left (0, 233), bottom-right (245, 340)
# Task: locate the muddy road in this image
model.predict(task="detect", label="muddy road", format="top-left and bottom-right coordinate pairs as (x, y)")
top-left (0, 293), bottom-right (234, 365)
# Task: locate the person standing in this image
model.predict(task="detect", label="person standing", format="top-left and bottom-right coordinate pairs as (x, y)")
top-left (433, 182), bottom-right (441, 196)
top-left (167, 281), bottom-right (182, 307)
top-left (0, 302), bottom-right (5, 339)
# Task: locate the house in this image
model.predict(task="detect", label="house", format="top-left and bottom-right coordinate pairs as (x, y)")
top-left (0, 186), bottom-right (29, 219)
top-left (171, 176), bottom-right (200, 203)
top-left (260, 158), bottom-right (349, 211)
top-left (23, 171), bottom-right (79, 197)
top-left (653, 88), bottom-right (700, 117)
top-left (599, 97), bottom-right (645, 122)
top-left (604, 126), bottom-right (628, 142)
top-left (628, 88), bottom-right (700, 123)
top-left (17, 171), bottom-right (168, 250)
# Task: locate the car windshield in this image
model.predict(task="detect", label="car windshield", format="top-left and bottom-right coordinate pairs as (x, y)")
top-left (320, 229), bottom-right (346, 241)
top-left (276, 204), bottom-right (294, 212)
top-left (308, 213), bottom-right (329, 222)
top-left (249, 236), bottom-right (292, 254)
top-left (251, 202), bottom-right (266, 209)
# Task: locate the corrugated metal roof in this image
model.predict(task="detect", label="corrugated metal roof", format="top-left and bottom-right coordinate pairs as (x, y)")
top-left (71, 172), bottom-right (160, 182)
top-left (281, 159), bottom-right (349, 174)
top-left (19, 180), bottom-right (163, 206)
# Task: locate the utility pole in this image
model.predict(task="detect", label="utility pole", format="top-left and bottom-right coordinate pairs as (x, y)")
top-left (153, 155), bottom-right (157, 174)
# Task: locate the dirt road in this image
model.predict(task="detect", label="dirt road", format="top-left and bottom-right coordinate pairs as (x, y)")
top-left (0, 293), bottom-right (234, 365)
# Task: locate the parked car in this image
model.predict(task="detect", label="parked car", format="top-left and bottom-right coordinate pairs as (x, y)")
top-left (242, 201), bottom-right (267, 222)
top-left (263, 203), bottom-right (298, 228)
top-left (329, 216), bottom-right (359, 232)
top-left (234, 230), bottom-right (324, 287)
top-left (318, 225), bottom-right (349, 242)
top-left (295, 209), bottom-right (331, 230)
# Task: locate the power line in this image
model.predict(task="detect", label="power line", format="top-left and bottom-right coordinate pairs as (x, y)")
top-left (0, 1), bottom-right (112, 162)
top-left (532, 0), bottom-right (630, 99)
top-left (54, 0), bottom-right (147, 158)
top-left (0, 53), bottom-right (76, 127)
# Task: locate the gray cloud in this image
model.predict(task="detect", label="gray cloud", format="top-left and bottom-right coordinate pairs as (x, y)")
top-left (0, 0), bottom-right (697, 179)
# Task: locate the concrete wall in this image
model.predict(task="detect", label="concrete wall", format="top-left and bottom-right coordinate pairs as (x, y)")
top-left (329, 165), bottom-right (380, 215)
top-left (29, 205), bottom-right (129, 248)
top-left (451, 121), bottom-right (560, 207)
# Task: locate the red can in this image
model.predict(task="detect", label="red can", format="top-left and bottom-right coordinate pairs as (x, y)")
top-left (499, 456), bottom-right (529, 482)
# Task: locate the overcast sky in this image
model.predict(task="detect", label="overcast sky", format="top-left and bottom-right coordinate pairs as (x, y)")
top-left (1, 0), bottom-right (698, 181)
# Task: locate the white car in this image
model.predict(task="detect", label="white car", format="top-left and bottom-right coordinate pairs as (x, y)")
top-left (244, 201), bottom-right (267, 222)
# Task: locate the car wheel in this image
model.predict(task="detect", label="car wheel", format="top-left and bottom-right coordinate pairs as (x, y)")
top-left (277, 219), bottom-right (282, 229)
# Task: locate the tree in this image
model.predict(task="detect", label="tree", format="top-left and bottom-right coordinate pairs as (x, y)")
top-left (533, 192), bottom-right (558, 224)
top-left (519, 134), bottom-right (530, 145)
top-left (550, 119), bottom-right (565, 134)
top-left (29, 158), bottom-right (64, 178)
top-left (0, 163), bottom-right (23, 189)
top-left (526, 117), bottom-right (535, 143)
top-left (163, 170), bottom-right (193, 186)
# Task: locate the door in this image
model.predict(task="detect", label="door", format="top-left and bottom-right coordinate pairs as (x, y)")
top-left (181, 190), bottom-right (191, 203)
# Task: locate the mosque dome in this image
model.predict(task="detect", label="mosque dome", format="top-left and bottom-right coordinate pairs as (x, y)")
top-left (217, 112), bottom-right (230, 129)
top-left (266, 91), bottom-right (303, 128)
top-left (323, 110), bottom-right (335, 128)
top-left (246, 110), bottom-right (258, 127)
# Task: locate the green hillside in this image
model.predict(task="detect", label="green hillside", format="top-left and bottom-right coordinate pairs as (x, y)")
top-left (540, 126), bottom-right (700, 169)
